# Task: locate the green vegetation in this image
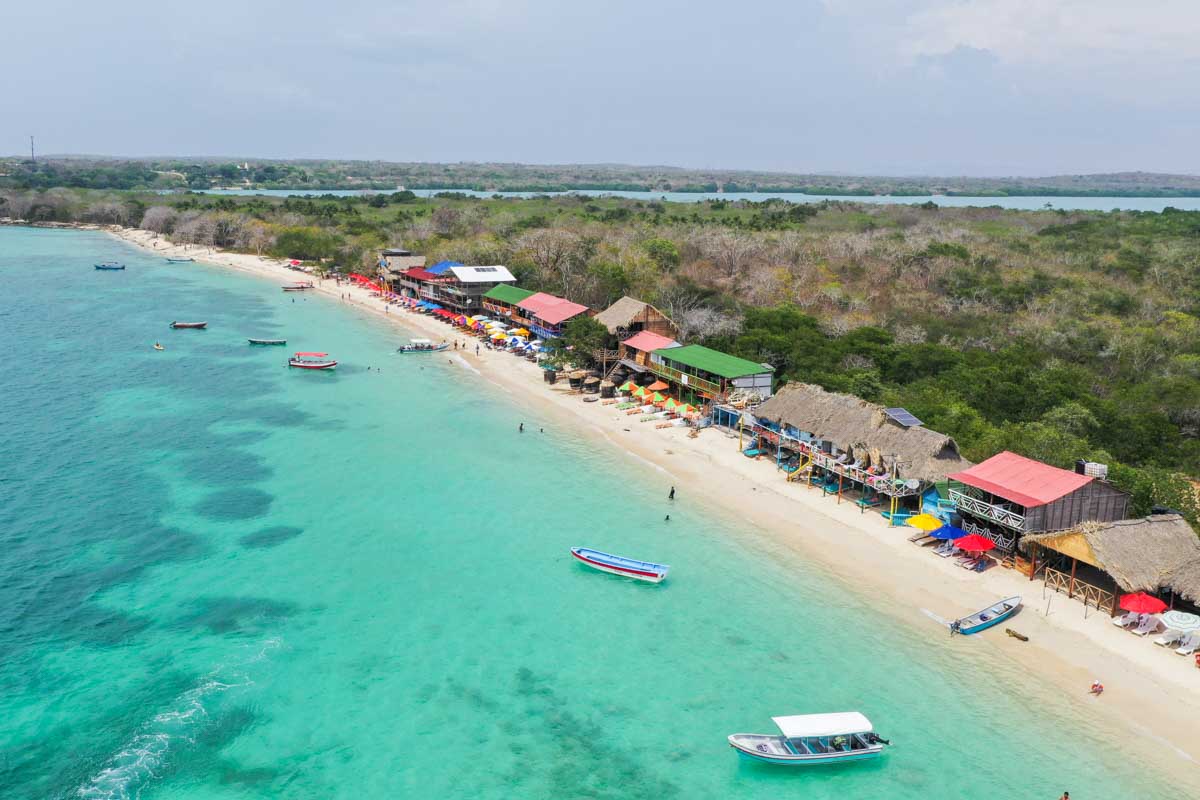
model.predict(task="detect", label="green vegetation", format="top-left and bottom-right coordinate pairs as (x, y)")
top-left (7, 156), bottom-right (1200, 196)
top-left (2, 186), bottom-right (1197, 520)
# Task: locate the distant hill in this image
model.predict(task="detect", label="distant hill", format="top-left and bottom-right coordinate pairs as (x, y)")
top-left (4, 155), bottom-right (1200, 196)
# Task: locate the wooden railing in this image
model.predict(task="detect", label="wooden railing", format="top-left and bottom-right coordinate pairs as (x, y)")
top-left (647, 362), bottom-right (722, 396)
top-left (750, 427), bottom-right (923, 497)
top-left (1044, 566), bottom-right (1115, 613)
top-left (949, 489), bottom-right (1027, 531)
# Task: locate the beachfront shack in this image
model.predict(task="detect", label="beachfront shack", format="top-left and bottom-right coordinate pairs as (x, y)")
top-left (378, 248), bottom-right (426, 274)
top-left (594, 296), bottom-right (679, 340)
top-left (435, 266), bottom-right (516, 315)
top-left (750, 382), bottom-right (971, 513)
top-left (482, 284), bottom-right (535, 320)
top-left (947, 452), bottom-right (1130, 556)
top-left (647, 344), bottom-right (774, 401)
top-left (516, 292), bottom-right (591, 340)
top-left (394, 266), bottom-right (440, 301)
top-left (1020, 514), bottom-right (1200, 615)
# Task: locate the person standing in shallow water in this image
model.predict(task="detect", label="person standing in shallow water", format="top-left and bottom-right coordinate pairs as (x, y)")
top-left (519, 423), bottom-right (524, 432)
top-left (668, 486), bottom-right (675, 501)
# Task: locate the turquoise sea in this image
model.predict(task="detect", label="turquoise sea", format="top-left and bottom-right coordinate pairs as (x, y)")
top-left (0, 226), bottom-right (1185, 799)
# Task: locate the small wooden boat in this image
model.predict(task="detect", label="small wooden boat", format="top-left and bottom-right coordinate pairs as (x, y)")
top-left (170, 321), bottom-right (207, 329)
top-left (950, 596), bottom-right (1021, 635)
top-left (94, 262), bottom-right (125, 270)
top-left (398, 338), bottom-right (448, 353)
top-left (248, 338), bottom-right (287, 346)
top-left (153, 343), bottom-right (164, 351)
top-left (728, 713), bottom-right (889, 766)
top-left (288, 351), bottom-right (337, 370)
top-left (165, 257), bottom-right (194, 263)
top-left (282, 281), bottom-right (314, 291)
top-left (570, 547), bottom-right (669, 584)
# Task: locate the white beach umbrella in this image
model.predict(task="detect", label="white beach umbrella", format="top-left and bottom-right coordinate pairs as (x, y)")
top-left (1161, 610), bottom-right (1200, 632)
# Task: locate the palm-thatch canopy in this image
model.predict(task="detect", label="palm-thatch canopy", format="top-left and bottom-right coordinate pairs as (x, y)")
top-left (594, 296), bottom-right (677, 336)
top-left (752, 382), bottom-right (972, 483)
top-left (1164, 554), bottom-right (1200, 602)
top-left (1021, 515), bottom-right (1200, 594)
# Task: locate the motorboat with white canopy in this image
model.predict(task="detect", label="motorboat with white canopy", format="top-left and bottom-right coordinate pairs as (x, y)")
top-left (728, 712), bottom-right (889, 765)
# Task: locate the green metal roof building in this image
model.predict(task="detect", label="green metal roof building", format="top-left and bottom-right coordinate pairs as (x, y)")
top-left (649, 344), bottom-right (774, 399)
top-left (483, 284), bottom-right (536, 306)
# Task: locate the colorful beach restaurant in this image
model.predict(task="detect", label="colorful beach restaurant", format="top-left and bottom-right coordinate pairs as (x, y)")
top-left (384, 258), bottom-right (517, 316)
top-left (743, 382), bottom-right (971, 520)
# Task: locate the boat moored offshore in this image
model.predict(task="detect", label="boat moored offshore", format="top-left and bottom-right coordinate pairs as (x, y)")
top-left (282, 281), bottom-right (314, 291)
top-left (248, 338), bottom-right (288, 346)
top-left (728, 712), bottom-right (889, 765)
top-left (170, 321), bottom-right (207, 329)
top-left (288, 351), bottom-right (337, 370)
top-left (94, 262), bottom-right (125, 270)
top-left (570, 547), bottom-right (669, 583)
top-left (398, 338), bottom-right (448, 353)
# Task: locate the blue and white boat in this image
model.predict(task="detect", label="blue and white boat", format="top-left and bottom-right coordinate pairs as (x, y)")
top-left (950, 596), bottom-right (1021, 635)
top-left (728, 712), bottom-right (889, 765)
top-left (570, 547), bottom-right (669, 584)
top-left (94, 262), bottom-right (125, 270)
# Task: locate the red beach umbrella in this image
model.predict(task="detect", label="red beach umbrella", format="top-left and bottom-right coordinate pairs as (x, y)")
top-left (955, 534), bottom-right (996, 552)
top-left (1119, 592), bottom-right (1167, 614)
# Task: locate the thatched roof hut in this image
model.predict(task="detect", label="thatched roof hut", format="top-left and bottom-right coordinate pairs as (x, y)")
top-left (594, 296), bottom-right (678, 338)
top-left (1021, 514), bottom-right (1200, 593)
top-left (752, 383), bottom-right (971, 483)
top-left (1164, 554), bottom-right (1200, 602)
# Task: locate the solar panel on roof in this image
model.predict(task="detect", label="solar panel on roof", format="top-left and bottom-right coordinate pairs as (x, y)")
top-left (884, 407), bottom-right (923, 427)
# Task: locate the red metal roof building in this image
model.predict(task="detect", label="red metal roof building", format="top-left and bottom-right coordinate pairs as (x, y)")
top-left (516, 292), bottom-right (591, 339)
top-left (948, 451), bottom-right (1129, 547)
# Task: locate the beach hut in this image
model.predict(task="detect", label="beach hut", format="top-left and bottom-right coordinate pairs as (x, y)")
top-left (595, 296), bottom-right (680, 339)
top-left (1020, 515), bottom-right (1200, 615)
top-left (648, 344), bottom-right (774, 401)
top-left (948, 452), bottom-right (1130, 555)
top-left (752, 383), bottom-right (972, 516)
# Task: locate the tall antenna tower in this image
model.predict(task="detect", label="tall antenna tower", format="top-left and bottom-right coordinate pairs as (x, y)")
top-left (30, 136), bottom-right (35, 164)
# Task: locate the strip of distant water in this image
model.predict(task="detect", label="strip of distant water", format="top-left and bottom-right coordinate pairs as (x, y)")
top-left (198, 187), bottom-right (1200, 212)
top-left (0, 226), bottom-right (1188, 799)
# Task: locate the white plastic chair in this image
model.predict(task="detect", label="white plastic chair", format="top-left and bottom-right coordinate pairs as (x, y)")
top-left (1111, 611), bottom-right (1139, 628)
top-left (1154, 629), bottom-right (1184, 647)
top-left (1130, 615), bottom-right (1161, 636)
top-left (1175, 633), bottom-right (1199, 656)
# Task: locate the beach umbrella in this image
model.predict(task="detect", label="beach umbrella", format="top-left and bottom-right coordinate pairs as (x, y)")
top-left (632, 386), bottom-right (649, 397)
top-left (1161, 610), bottom-right (1200, 632)
top-left (954, 534), bottom-right (996, 552)
top-left (647, 380), bottom-right (669, 392)
top-left (929, 525), bottom-right (967, 540)
top-left (905, 513), bottom-right (945, 532)
top-left (1119, 592), bottom-right (1168, 614)
top-left (664, 398), bottom-right (680, 410)
top-left (619, 381), bottom-right (637, 392)
top-left (651, 392), bottom-right (665, 403)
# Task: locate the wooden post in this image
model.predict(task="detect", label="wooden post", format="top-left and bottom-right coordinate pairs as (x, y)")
top-left (1068, 557), bottom-right (1077, 600)
top-left (837, 474), bottom-right (843, 504)
top-left (1029, 544), bottom-right (1037, 582)
top-left (1110, 591), bottom-right (1119, 618)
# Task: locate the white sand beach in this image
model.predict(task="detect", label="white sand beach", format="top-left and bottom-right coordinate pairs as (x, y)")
top-left (108, 225), bottom-right (1200, 779)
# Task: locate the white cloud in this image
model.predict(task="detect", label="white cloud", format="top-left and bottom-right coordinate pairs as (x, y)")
top-left (824, 0), bottom-right (1200, 64)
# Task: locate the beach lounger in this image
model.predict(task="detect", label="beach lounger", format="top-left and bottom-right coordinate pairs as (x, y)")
top-left (1130, 616), bottom-right (1161, 636)
top-left (913, 536), bottom-right (938, 547)
top-left (1175, 634), bottom-right (1199, 656)
top-left (936, 545), bottom-right (961, 559)
top-left (1154, 630), bottom-right (1185, 647)
top-left (1112, 611), bottom-right (1140, 628)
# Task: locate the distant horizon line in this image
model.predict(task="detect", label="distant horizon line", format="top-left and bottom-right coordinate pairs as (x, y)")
top-left (4, 153), bottom-right (1199, 183)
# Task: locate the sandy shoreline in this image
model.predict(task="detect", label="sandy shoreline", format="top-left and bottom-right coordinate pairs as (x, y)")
top-left (101, 225), bottom-right (1200, 783)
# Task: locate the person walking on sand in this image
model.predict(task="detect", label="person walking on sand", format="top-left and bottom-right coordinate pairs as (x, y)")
top-left (475, 344), bottom-right (480, 356)
top-left (668, 486), bottom-right (675, 501)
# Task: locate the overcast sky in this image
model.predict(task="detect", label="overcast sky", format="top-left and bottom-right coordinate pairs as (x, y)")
top-left (6, 1), bottom-right (1200, 176)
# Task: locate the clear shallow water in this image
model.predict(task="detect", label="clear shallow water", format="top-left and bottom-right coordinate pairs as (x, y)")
top-left (199, 187), bottom-right (1200, 212)
top-left (0, 226), bottom-right (1185, 799)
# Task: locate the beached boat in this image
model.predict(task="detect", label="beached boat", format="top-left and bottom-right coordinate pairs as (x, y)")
top-left (248, 338), bottom-right (287, 346)
top-left (170, 321), bottom-right (207, 329)
top-left (398, 338), bottom-right (448, 353)
top-left (950, 596), bottom-right (1021, 635)
top-left (288, 351), bottom-right (337, 370)
top-left (282, 281), bottom-right (314, 291)
top-left (94, 262), bottom-right (125, 270)
top-left (728, 713), bottom-right (889, 766)
top-left (570, 547), bottom-right (669, 583)
top-left (165, 257), bottom-right (194, 263)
